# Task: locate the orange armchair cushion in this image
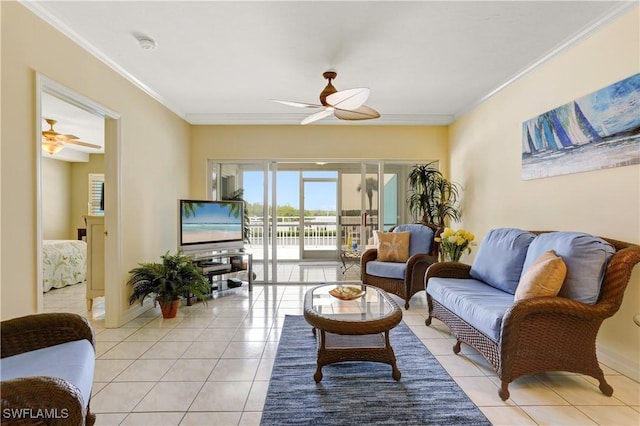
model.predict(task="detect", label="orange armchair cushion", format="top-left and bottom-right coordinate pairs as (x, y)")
top-left (376, 231), bottom-right (410, 262)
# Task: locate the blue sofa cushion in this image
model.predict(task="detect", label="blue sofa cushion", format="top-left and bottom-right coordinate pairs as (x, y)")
top-left (470, 228), bottom-right (536, 294)
top-left (0, 339), bottom-right (95, 409)
top-left (427, 278), bottom-right (514, 341)
top-left (393, 224), bottom-right (434, 257)
top-left (521, 232), bottom-right (615, 305)
top-left (366, 260), bottom-right (406, 280)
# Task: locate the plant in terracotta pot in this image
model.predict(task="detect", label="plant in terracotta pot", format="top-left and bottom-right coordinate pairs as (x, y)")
top-left (127, 251), bottom-right (210, 318)
top-left (407, 162), bottom-right (462, 227)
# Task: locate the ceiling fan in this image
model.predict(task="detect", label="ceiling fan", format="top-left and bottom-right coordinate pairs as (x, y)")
top-left (273, 71), bottom-right (380, 125)
top-left (41, 118), bottom-right (101, 155)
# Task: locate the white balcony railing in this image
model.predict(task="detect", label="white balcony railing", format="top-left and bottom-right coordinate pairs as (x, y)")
top-left (246, 216), bottom-right (378, 249)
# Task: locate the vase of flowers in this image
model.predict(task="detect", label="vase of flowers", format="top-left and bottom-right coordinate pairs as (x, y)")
top-left (435, 228), bottom-right (475, 262)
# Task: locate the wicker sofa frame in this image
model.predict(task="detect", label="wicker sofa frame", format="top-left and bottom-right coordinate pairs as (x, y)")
top-left (361, 223), bottom-right (442, 309)
top-left (1, 313), bottom-right (96, 426)
top-left (424, 232), bottom-right (640, 401)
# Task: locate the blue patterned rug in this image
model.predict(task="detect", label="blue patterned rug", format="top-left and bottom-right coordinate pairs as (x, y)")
top-left (260, 315), bottom-right (490, 425)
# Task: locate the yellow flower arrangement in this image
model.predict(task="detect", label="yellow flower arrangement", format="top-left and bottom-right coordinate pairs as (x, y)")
top-left (435, 227), bottom-right (476, 262)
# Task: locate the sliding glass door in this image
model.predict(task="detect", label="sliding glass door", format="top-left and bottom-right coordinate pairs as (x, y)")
top-left (302, 172), bottom-right (338, 259)
top-left (208, 160), bottom-right (410, 284)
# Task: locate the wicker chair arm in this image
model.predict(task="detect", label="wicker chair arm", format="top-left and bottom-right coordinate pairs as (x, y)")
top-left (504, 296), bottom-right (608, 326)
top-left (406, 253), bottom-right (437, 269)
top-left (0, 377), bottom-right (85, 426)
top-left (425, 262), bottom-right (472, 282)
top-left (1, 314), bottom-right (95, 359)
top-left (360, 248), bottom-right (378, 265)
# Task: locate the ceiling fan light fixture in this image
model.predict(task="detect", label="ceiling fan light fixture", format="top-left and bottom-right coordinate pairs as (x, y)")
top-left (42, 137), bottom-right (64, 154)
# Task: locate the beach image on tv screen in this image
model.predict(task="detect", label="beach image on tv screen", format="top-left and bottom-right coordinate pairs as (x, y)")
top-left (181, 202), bottom-right (242, 244)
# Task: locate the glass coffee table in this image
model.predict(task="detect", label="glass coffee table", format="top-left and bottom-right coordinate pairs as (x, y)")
top-left (303, 284), bottom-right (403, 382)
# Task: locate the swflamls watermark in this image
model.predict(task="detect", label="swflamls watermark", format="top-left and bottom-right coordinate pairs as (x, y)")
top-left (2, 408), bottom-right (70, 419)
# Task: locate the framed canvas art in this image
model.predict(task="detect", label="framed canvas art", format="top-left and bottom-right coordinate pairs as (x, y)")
top-left (522, 73), bottom-right (640, 180)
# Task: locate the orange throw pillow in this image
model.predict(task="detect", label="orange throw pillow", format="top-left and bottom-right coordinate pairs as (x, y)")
top-left (376, 231), bottom-right (410, 262)
top-left (514, 250), bottom-right (567, 302)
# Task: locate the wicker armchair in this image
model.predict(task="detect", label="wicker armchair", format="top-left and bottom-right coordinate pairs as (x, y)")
top-left (362, 223), bottom-right (442, 309)
top-left (424, 232), bottom-right (640, 401)
top-left (1, 313), bottom-right (96, 426)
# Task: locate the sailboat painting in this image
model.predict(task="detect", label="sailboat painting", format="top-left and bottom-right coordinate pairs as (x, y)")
top-left (522, 73), bottom-right (640, 180)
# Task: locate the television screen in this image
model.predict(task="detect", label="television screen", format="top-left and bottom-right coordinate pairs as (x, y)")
top-left (179, 199), bottom-right (244, 252)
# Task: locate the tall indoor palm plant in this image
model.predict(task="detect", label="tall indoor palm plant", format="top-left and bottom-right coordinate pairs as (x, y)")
top-left (407, 162), bottom-right (462, 226)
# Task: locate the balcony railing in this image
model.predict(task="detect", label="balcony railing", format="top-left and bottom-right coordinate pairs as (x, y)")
top-left (246, 216), bottom-right (378, 249)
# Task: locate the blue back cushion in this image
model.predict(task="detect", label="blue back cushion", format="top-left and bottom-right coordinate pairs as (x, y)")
top-left (470, 228), bottom-right (536, 294)
top-left (521, 232), bottom-right (615, 305)
top-left (393, 224), bottom-right (434, 257)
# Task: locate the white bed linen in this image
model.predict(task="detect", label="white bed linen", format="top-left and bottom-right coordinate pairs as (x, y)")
top-left (43, 240), bottom-right (87, 292)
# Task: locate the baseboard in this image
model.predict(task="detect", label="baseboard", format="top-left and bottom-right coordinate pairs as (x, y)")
top-left (597, 344), bottom-right (639, 382)
top-left (109, 300), bottom-right (152, 328)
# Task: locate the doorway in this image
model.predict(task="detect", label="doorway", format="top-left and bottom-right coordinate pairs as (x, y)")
top-left (36, 75), bottom-right (121, 327)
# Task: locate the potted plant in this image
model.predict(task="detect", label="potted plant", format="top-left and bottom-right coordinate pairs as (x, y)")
top-left (127, 251), bottom-right (210, 318)
top-left (407, 162), bottom-right (462, 227)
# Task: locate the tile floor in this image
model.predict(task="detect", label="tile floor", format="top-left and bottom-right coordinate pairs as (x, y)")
top-left (43, 264), bottom-right (639, 426)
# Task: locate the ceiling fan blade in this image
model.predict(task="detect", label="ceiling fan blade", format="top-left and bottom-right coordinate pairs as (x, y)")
top-left (334, 105), bottom-right (381, 121)
top-left (326, 88), bottom-right (369, 110)
top-left (272, 99), bottom-right (322, 109)
top-left (301, 108), bottom-right (334, 125)
top-left (65, 140), bottom-right (102, 149)
top-left (59, 133), bottom-right (80, 141)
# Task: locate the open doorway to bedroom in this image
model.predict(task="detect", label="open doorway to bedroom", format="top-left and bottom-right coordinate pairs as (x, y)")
top-left (37, 75), bottom-right (120, 327)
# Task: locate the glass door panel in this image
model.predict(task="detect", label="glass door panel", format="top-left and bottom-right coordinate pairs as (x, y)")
top-left (302, 172), bottom-right (338, 260)
top-left (362, 163), bottom-right (380, 249)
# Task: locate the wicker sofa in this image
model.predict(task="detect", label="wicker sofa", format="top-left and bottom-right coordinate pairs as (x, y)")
top-left (424, 228), bottom-right (640, 401)
top-left (1, 313), bottom-right (96, 426)
top-left (361, 223), bottom-right (441, 309)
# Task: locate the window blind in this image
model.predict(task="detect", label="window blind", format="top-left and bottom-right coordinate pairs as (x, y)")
top-left (88, 173), bottom-right (105, 216)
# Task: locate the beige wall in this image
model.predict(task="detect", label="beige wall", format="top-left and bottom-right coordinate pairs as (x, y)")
top-left (41, 157), bottom-right (71, 240)
top-left (190, 125), bottom-right (449, 198)
top-left (1, 2), bottom-right (191, 322)
top-left (70, 154), bottom-right (104, 233)
top-left (449, 8), bottom-right (640, 378)
top-left (41, 155), bottom-right (104, 241)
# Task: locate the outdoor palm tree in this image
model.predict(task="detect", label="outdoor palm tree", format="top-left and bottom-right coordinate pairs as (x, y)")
top-left (356, 177), bottom-right (378, 219)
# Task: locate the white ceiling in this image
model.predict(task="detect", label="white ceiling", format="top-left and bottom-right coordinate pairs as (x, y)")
top-left (27, 1), bottom-right (635, 127)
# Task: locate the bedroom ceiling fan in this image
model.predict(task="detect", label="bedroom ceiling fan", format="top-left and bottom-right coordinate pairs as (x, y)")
top-left (41, 118), bottom-right (101, 155)
top-left (273, 71), bottom-right (380, 125)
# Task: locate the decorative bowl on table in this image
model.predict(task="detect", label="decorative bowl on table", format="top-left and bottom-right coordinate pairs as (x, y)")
top-left (329, 285), bottom-right (365, 300)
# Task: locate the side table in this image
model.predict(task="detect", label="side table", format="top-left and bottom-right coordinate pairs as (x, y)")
top-left (340, 249), bottom-right (362, 275)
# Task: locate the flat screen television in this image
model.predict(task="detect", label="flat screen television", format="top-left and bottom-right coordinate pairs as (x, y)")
top-left (179, 199), bottom-right (244, 254)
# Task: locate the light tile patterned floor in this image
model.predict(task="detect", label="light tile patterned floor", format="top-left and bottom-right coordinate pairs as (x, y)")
top-left (43, 263), bottom-right (639, 426)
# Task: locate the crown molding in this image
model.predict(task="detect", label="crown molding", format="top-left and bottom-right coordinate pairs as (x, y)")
top-left (185, 113), bottom-right (454, 126)
top-left (20, 0), bottom-right (187, 121)
top-left (454, 2), bottom-right (638, 120)
top-left (22, 0), bottom-right (637, 127)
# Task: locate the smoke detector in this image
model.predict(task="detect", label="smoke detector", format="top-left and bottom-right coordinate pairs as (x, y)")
top-left (137, 36), bottom-right (157, 51)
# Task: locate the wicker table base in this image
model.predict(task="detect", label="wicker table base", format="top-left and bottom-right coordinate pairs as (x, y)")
top-left (311, 327), bottom-right (401, 382)
top-left (304, 284), bottom-right (403, 383)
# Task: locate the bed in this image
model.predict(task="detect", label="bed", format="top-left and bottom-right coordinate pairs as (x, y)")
top-left (42, 240), bottom-right (87, 292)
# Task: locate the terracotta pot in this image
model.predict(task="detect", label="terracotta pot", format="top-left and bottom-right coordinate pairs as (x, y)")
top-left (159, 298), bottom-right (180, 318)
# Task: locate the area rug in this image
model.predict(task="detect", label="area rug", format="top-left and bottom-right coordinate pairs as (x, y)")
top-left (260, 315), bottom-right (490, 425)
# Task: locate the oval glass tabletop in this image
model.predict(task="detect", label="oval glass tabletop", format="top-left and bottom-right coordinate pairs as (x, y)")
top-left (307, 284), bottom-right (396, 322)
